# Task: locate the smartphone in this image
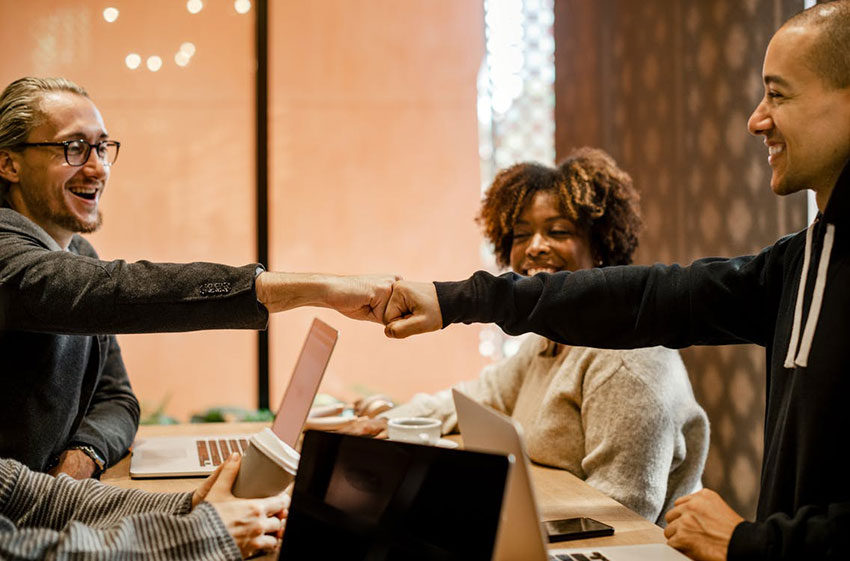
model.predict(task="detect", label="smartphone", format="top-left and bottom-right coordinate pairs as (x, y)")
top-left (544, 517), bottom-right (614, 542)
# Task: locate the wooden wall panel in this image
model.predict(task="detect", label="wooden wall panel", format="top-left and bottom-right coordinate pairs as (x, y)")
top-left (554, 0), bottom-right (807, 517)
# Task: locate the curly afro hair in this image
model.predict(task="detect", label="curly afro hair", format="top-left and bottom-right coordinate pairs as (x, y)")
top-left (477, 147), bottom-right (642, 269)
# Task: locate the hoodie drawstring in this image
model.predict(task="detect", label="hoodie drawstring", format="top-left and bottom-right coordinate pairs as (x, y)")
top-left (784, 222), bottom-right (835, 369)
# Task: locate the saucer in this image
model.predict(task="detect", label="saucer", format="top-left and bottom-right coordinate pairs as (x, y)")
top-left (435, 438), bottom-right (459, 449)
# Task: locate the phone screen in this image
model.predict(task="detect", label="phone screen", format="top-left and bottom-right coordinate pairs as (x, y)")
top-left (544, 517), bottom-right (614, 542)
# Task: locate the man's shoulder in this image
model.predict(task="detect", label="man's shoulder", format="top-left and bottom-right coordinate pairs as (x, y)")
top-left (69, 235), bottom-right (98, 258)
top-left (0, 208), bottom-right (62, 251)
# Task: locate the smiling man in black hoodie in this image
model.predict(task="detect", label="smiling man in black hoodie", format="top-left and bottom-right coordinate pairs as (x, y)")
top-left (381, 2), bottom-right (850, 560)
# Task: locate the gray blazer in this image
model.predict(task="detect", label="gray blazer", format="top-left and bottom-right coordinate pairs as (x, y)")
top-left (0, 208), bottom-right (268, 471)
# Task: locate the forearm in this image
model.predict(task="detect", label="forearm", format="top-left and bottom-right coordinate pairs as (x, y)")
top-left (436, 257), bottom-right (772, 349)
top-left (1, 460), bottom-right (192, 529)
top-left (0, 245), bottom-right (267, 334)
top-left (68, 397), bottom-right (138, 469)
top-left (382, 389), bottom-right (459, 434)
top-left (728, 503), bottom-right (850, 560)
top-left (69, 336), bottom-right (139, 467)
top-left (256, 271), bottom-right (341, 313)
top-left (382, 348), bottom-right (531, 434)
top-left (0, 503), bottom-right (240, 561)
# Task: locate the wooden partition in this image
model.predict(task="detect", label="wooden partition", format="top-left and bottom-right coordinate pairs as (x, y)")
top-left (553, 0), bottom-right (807, 517)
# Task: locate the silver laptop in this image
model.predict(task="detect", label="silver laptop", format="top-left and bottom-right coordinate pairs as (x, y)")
top-left (130, 318), bottom-right (338, 478)
top-left (452, 389), bottom-right (689, 561)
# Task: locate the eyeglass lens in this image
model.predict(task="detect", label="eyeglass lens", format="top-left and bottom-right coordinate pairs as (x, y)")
top-left (66, 140), bottom-right (119, 166)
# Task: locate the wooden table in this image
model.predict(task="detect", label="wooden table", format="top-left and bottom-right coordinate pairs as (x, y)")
top-left (103, 423), bottom-right (665, 555)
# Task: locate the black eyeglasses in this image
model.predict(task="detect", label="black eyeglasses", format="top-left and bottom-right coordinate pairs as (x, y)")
top-left (17, 139), bottom-right (121, 167)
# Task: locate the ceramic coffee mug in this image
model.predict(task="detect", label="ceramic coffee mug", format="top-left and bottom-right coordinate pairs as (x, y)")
top-left (386, 417), bottom-right (441, 445)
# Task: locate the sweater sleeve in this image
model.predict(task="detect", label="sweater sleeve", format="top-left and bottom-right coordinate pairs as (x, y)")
top-left (382, 336), bottom-right (539, 434)
top-left (579, 361), bottom-right (676, 523)
top-left (435, 244), bottom-right (787, 349)
top-left (728, 503), bottom-right (850, 560)
top-left (0, 459), bottom-right (241, 560)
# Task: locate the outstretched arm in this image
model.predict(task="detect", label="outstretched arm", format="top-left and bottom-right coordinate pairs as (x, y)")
top-left (385, 249), bottom-right (781, 348)
top-left (256, 272), bottom-right (397, 323)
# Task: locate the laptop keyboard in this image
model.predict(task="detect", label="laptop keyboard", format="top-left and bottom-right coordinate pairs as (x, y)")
top-left (549, 553), bottom-right (611, 561)
top-left (196, 438), bottom-right (249, 467)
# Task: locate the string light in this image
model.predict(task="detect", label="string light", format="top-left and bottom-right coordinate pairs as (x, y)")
top-left (146, 55), bottom-right (163, 72)
top-left (125, 53), bottom-right (141, 70)
top-left (103, 7), bottom-right (119, 23)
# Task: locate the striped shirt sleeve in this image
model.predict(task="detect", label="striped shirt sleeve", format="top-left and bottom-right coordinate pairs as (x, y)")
top-left (0, 458), bottom-right (241, 560)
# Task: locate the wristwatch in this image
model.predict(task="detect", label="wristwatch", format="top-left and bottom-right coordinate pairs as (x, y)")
top-left (70, 444), bottom-right (106, 478)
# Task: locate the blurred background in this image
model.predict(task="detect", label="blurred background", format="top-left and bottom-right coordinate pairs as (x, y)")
top-left (1, 0), bottom-right (815, 519)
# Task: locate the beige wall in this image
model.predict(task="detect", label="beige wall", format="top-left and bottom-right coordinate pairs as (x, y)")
top-left (1, 0), bottom-right (488, 419)
top-left (267, 1), bottom-right (488, 407)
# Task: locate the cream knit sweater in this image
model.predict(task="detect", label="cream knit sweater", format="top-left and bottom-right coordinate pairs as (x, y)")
top-left (383, 335), bottom-right (709, 525)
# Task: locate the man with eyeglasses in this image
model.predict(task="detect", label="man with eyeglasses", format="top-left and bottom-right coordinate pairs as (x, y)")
top-left (0, 77), bottom-right (396, 480)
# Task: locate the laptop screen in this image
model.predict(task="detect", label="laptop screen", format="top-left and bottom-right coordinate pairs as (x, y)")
top-left (279, 431), bottom-right (511, 561)
top-left (271, 318), bottom-right (338, 447)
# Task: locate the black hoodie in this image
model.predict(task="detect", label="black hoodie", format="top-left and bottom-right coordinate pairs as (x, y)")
top-left (434, 162), bottom-right (850, 559)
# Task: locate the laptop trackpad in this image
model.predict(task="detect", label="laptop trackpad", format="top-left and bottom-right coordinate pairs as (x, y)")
top-left (135, 446), bottom-right (189, 461)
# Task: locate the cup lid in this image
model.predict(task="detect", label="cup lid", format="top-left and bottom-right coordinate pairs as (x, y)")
top-left (250, 428), bottom-right (300, 473)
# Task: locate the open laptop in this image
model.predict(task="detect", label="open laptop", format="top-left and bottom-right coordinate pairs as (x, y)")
top-left (129, 318), bottom-right (338, 478)
top-left (279, 430), bottom-right (512, 561)
top-left (452, 389), bottom-right (690, 561)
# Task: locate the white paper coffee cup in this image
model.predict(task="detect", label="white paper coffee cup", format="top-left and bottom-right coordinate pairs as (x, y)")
top-left (232, 428), bottom-right (299, 498)
top-left (387, 417), bottom-right (441, 445)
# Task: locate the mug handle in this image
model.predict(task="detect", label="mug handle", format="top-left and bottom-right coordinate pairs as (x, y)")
top-left (418, 432), bottom-right (438, 444)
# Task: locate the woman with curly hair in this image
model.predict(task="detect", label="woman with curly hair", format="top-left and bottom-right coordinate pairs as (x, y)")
top-left (352, 147), bottom-right (708, 525)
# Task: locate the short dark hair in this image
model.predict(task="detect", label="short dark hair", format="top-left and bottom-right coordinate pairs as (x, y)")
top-left (784, 0), bottom-right (850, 89)
top-left (477, 147), bottom-right (642, 268)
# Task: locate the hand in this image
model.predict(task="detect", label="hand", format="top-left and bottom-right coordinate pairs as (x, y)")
top-left (49, 449), bottom-right (96, 479)
top-left (334, 416), bottom-right (389, 438)
top-left (195, 453), bottom-right (290, 558)
top-left (325, 274), bottom-right (398, 323)
top-left (353, 394), bottom-right (395, 418)
top-left (256, 272), bottom-right (398, 323)
top-left (664, 488), bottom-right (744, 561)
top-left (383, 280), bottom-right (443, 338)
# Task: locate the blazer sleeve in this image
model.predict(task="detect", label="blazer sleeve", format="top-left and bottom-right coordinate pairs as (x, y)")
top-left (0, 223), bottom-right (268, 335)
top-left (67, 335), bottom-right (140, 468)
